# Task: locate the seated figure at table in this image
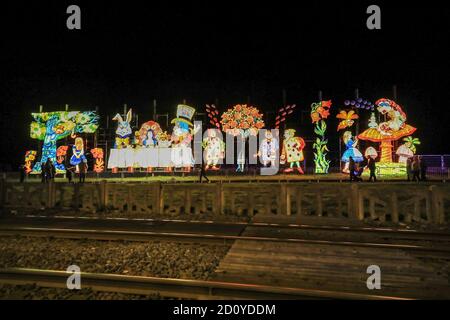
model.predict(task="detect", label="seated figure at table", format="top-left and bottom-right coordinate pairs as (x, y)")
top-left (137, 120), bottom-right (161, 148)
top-left (157, 131), bottom-right (172, 148)
top-left (112, 109), bottom-right (132, 149)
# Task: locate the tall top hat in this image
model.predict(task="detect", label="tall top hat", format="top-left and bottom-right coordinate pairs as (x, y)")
top-left (171, 104), bottom-right (196, 127)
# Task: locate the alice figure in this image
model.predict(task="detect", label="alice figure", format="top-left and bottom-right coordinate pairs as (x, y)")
top-left (70, 137), bottom-right (86, 173)
top-left (341, 131), bottom-right (363, 173)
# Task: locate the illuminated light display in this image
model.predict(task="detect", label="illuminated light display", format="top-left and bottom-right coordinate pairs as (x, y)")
top-left (56, 145), bottom-right (69, 166)
top-left (134, 121), bottom-right (163, 172)
top-left (358, 98), bottom-right (417, 176)
top-left (112, 109), bottom-right (133, 149)
top-left (24, 150), bottom-right (37, 174)
top-left (30, 111), bottom-right (99, 173)
top-left (202, 129), bottom-right (225, 170)
top-left (364, 146), bottom-right (378, 159)
top-left (336, 110), bottom-right (359, 131)
top-left (341, 131), bottom-right (363, 173)
top-left (170, 104), bottom-right (198, 172)
top-left (70, 137), bottom-right (86, 173)
top-left (280, 129), bottom-right (305, 174)
top-left (358, 98), bottom-right (416, 163)
top-left (275, 105), bottom-right (296, 129)
top-left (344, 98), bottom-right (375, 111)
top-left (258, 130), bottom-right (279, 167)
top-left (91, 148), bottom-right (104, 173)
top-left (137, 121), bottom-right (162, 147)
top-left (310, 100), bottom-right (332, 174)
top-left (220, 104), bottom-right (265, 172)
top-left (205, 104), bottom-right (221, 129)
top-left (368, 112), bottom-right (378, 128)
top-left (157, 131), bottom-right (172, 148)
top-left (396, 136), bottom-right (420, 164)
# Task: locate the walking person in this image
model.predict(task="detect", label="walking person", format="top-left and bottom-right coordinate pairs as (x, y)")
top-left (50, 159), bottom-right (56, 181)
top-left (41, 162), bottom-right (46, 183)
top-left (419, 156), bottom-right (427, 181)
top-left (411, 156), bottom-right (421, 182)
top-left (79, 159), bottom-right (87, 183)
top-left (19, 165), bottom-right (26, 183)
top-left (354, 162), bottom-right (364, 182)
top-left (199, 163), bottom-right (209, 183)
top-left (349, 156), bottom-right (356, 182)
top-left (66, 166), bottom-right (73, 183)
top-left (44, 158), bottom-right (54, 183)
top-left (366, 156), bottom-right (377, 182)
top-left (406, 157), bottom-right (412, 181)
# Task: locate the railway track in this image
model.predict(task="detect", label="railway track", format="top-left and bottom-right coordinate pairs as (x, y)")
top-left (1, 226), bottom-right (450, 257)
top-left (0, 268), bottom-right (412, 300)
top-left (18, 215), bottom-right (450, 242)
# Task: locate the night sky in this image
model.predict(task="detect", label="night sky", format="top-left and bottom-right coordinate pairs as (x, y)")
top-left (1, 1), bottom-right (449, 168)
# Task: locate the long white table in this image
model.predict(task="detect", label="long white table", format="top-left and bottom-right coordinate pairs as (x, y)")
top-left (107, 147), bottom-right (194, 168)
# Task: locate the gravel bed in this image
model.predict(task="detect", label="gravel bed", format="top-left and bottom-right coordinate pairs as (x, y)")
top-left (0, 284), bottom-right (161, 300)
top-left (0, 236), bottom-right (230, 280)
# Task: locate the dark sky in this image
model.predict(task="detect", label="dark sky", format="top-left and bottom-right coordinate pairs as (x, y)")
top-left (1, 1), bottom-right (450, 167)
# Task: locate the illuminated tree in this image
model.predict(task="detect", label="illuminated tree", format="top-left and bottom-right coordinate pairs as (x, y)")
top-left (30, 111), bottom-right (99, 173)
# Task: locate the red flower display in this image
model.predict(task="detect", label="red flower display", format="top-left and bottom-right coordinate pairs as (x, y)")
top-left (220, 104), bottom-right (264, 136)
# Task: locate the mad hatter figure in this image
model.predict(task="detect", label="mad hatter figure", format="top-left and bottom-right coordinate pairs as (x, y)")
top-left (170, 104), bottom-right (199, 172)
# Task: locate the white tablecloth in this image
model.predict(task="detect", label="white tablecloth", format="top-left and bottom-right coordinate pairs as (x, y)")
top-left (107, 147), bottom-right (194, 168)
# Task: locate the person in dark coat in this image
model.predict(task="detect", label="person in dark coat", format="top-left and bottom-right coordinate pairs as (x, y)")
top-left (411, 156), bottom-right (421, 182)
top-left (66, 166), bottom-right (73, 183)
top-left (41, 162), bottom-right (46, 183)
top-left (50, 160), bottom-right (56, 180)
top-left (199, 163), bottom-right (209, 183)
top-left (406, 157), bottom-right (412, 181)
top-left (366, 156), bottom-right (377, 182)
top-left (349, 157), bottom-right (356, 182)
top-left (45, 158), bottom-right (55, 182)
top-left (19, 165), bottom-right (26, 183)
top-left (79, 159), bottom-right (88, 183)
top-left (419, 156), bottom-right (427, 181)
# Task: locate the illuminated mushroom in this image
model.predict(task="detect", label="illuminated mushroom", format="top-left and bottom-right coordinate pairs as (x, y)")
top-left (357, 99), bottom-right (416, 163)
top-left (396, 144), bottom-right (414, 164)
top-left (364, 146), bottom-right (378, 160)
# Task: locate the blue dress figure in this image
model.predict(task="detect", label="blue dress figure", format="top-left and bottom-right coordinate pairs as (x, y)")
top-left (341, 131), bottom-right (363, 173)
top-left (70, 137), bottom-right (86, 172)
top-left (143, 129), bottom-right (157, 147)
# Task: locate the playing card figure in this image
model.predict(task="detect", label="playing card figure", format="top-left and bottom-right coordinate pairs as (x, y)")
top-left (202, 129), bottom-right (225, 170)
top-left (280, 129), bottom-right (306, 174)
top-left (258, 130), bottom-right (278, 167)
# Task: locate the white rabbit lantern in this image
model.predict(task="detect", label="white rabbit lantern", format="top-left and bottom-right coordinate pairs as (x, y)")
top-left (112, 109), bottom-right (133, 149)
